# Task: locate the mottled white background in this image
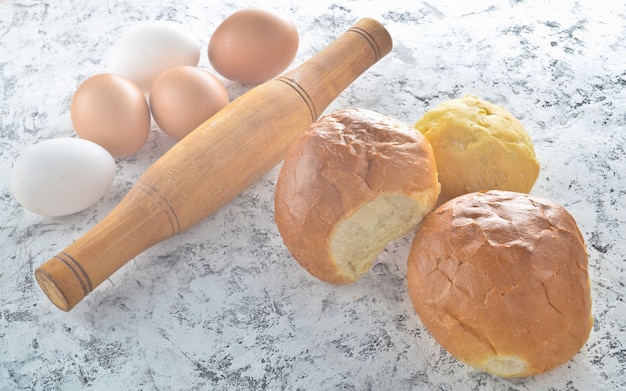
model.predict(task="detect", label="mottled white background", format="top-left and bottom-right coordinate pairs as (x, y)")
top-left (1, 0), bottom-right (625, 390)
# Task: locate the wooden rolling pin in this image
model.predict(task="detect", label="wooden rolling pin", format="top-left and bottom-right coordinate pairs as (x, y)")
top-left (34, 17), bottom-right (393, 311)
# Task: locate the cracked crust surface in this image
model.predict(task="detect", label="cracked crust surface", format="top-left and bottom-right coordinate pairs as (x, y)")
top-left (275, 107), bottom-right (440, 284)
top-left (407, 190), bottom-right (593, 378)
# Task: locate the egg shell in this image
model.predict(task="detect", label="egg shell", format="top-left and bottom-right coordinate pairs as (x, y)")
top-left (208, 8), bottom-right (299, 84)
top-left (149, 66), bottom-right (230, 140)
top-left (106, 20), bottom-right (201, 91)
top-left (70, 73), bottom-right (151, 158)
top-left (11, 138), bottom-right (117, 217)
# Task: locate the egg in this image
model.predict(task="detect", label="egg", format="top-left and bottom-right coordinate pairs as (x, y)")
top-left (106, 20), bottom-right (201, 91)
top-left (70, 73), bottom-right (151, 158)
top-left (149, 66), bottom-right (230, 140)
top-left (11, 138), bottom-right (116, 217)
top-left (208, 8), bottom-right (299, 84)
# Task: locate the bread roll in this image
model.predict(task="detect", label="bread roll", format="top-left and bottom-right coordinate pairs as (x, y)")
top-left (407, 190), bottom-right (593, 378)
top-left (275, 107), bottom-right (440, 284)
top-left (414, 95), bottom-right (540, 204)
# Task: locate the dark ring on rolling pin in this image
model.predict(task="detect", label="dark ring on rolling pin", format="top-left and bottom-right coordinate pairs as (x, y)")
top-left (54, 252), bottom-right (93, 295)
top-left (275, 77), bottom-right (317, 122)
top-left (276, 24), bottom-right (384, 123)
top-left (347, 26), bottom-right (382, 62)
top-left (136, 182), bottom-right (181, 235)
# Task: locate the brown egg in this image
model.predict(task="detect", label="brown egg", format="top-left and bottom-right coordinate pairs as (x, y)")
top-left (208, 8), bottom-right (299, 84)
top-left (70, 73), bottom-right (151, 158)
top-left (149, 66), bottom-right (230, 140)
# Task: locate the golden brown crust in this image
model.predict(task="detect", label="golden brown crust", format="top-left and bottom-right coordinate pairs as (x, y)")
top-left (407, 190), bottom-right (593, 377)
top-left (275, 107), bottom-right (440, 283)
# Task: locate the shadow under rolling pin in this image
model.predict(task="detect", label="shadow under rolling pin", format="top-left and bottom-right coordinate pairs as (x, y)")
top-left (34, 17), bottom-right (393, 311)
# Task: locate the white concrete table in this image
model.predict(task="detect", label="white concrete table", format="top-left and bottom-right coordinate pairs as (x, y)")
top-left (1, 0), bottom-right (624, 389)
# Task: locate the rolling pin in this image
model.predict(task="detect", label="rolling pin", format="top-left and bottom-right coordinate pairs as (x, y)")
top-left (34, 17), bottom-right (393, 311)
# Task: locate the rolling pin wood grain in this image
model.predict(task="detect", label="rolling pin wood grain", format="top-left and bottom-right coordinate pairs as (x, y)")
top-left (34, 18), bottom-right (393, 311)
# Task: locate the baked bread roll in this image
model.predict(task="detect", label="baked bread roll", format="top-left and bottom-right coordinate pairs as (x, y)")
top-left (414, 95), bottom-right (540, 204)
top-left (407, 190), bottom-right (593, 378)
top-left (275, 107), bottom-right (440, 284)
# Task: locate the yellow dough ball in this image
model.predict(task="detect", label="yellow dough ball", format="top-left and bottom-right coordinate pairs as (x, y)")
top-left (414, 95), bottom-right (540, 204)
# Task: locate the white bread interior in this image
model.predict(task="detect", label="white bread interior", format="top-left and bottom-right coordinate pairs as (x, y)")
top-left (479, 355), bottom-right (530, 378)
top-left (330, 193), bottom-right (433, 281)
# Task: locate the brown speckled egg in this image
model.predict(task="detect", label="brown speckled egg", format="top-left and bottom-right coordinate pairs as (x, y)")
top-left (149, 66), bottom-right (230, 140)
top-left (70, 73), bottom-right (151, 158)
top-left (208, 8), bottom-right (299, 84)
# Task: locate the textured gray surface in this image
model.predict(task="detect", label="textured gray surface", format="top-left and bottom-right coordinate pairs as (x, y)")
top-left (1, 0), bottom-right (624, 390)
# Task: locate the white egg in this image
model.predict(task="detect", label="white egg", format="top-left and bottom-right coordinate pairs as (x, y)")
top-left (106, 20), bottom-right (201, 92)
top-left (11, 138), bottom-right (117, 217)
